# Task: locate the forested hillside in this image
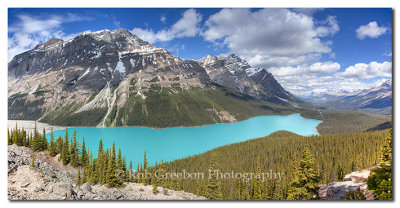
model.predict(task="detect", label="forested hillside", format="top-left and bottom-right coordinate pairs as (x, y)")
top-left (301, 110), bottom-right (391, 135)
top-left (144, 130), bottom-right (388, 200)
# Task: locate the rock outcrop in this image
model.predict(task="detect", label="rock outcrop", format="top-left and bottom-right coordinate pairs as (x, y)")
top-left (8, 144), bottom-right (206, 200)
top-left (318, 166), bottom-right (377, 200)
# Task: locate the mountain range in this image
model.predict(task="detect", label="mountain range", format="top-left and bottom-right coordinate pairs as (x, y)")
top-left (8, 28), bottom-right (308, 127)
top-left (317, 80), bottom-right (392, 115)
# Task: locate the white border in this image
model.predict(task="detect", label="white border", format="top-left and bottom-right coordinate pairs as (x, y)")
top-left (1, 0), bottom-right (399, 207)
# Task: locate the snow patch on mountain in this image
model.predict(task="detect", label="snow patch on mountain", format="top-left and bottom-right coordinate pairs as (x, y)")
top-left (115, 53), bottom-right (126, 74)
top-left (245, 67), bottom-right (263, 77)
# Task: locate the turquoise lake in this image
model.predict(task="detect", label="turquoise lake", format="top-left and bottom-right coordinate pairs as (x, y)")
top-left (49, 113), bottom-right (321, 167)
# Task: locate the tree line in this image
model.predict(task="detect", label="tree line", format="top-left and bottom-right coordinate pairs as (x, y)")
top-left (8, 123), bottom-right (392, 200)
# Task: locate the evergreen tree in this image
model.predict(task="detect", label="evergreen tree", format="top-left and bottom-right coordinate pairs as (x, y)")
top-left (142, 150), bottom-right (149, 184)
top-left (8, 129), bottom-right (12, 145)
top-left (70, 130), bottom-right (79, 167)
top-left (206, 153), bottom-right (223, 200)
top-left (102, 149), bottom-right (110, 184)
top-left (81, 137), bottom-right (87, 166)
top-left (56, 136), bottom-right (63, 155)
top-left (367, 126), bottom-right (392, 200)
top-left (31, 123), bottom-right (41, 151)
top-left (106, 142), bottom-right (121, 187)
top-left (41, 128), bottom-right (47, 150)
top-left (337, 164), bottom-right (344, 181)
top-left (61, 129), bottom-right (70, 165)
top-left (12, 123), bottom-right (18, 145)
top-left (49, 130), bottom-right (57, 157)
top-left (117, 148), bottom-right (123, 170)
top-left (20, 127), bottom-right (26, 146)
top-left (253, 156), bottom-right (263, 200)
top-left (287, 148), bottom-right (321, 200)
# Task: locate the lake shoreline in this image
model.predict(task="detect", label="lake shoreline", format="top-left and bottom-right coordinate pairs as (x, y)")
top-left (8, 113), bottom-right (322, 134)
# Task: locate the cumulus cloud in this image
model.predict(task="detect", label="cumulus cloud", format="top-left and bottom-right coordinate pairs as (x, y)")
top-left (356, 21), bottom-right (389, 39)
top-left (340, 61), bottom-right (392, 79)
top-left (269, 61), bottom-right (341, 77)
top-left (202, 8), bottom-right (339, 67)
top-left (269, 61), bottom-right (391, 97)
top-left (132, 9), bottom-right (202, 43)
top-left (8, 13), bottom-right (91, 62)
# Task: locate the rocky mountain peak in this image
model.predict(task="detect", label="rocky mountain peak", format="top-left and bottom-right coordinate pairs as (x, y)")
top-left (198, 54), bottom-right (217, 66)
top-left (381, 80), bottom-right (392, 89)
top-left (34, 38), bottom-right (63, 49)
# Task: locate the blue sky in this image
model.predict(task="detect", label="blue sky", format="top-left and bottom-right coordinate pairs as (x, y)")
top-left (8, 8), bottom-right (392, 97)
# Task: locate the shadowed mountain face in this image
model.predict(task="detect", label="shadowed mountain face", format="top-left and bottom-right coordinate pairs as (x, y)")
top-left (8, 28), bottom-right (306, 127)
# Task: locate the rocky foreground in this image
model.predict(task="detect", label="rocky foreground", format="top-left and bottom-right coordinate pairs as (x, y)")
top-left (8, 144), bottom-right (206, 200)
top-left (319, 166), bottom-right (377, 200)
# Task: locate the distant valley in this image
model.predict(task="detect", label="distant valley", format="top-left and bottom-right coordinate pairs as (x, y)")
top-left (303, 80), bottom-right (392, 115)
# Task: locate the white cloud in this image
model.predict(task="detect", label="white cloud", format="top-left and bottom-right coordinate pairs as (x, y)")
top-left (160, 16), bottom-right (167, 24)
top-left (269, 61), bottom-right (341, 77)
top-left (8, 13), bottom-right (90, 62)
top-left (340, 61), bottom-right (392, 79)
top-left (356, 21), bottom-right (389, 40)
top-left (202, 8), bottom-right (339, 67)
top-left (383, 52), bottom-right (392, 57)
top-left (269, 61), bottom-right (391, 97)
top-left (132, 9), bottom-right (202, 43)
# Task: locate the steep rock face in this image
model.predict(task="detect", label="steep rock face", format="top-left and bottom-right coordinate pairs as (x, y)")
top-left (198, 54), bottom-right (303, 106)
top-left (9, 28), bottom-right (211, 91)
top-left (8, 29), bottom-right (214, 125)
top-left (8, 29), bottom-right (302, 127)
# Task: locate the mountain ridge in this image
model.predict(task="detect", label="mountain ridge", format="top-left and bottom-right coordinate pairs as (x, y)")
top-left (317, 80), bottom-right (392, 115)
top-left (8, 28), bottom-right (309, 127)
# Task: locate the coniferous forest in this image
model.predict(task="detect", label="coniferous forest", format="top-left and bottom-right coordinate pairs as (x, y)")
top-left (8, 122), bottom-right (392, 200)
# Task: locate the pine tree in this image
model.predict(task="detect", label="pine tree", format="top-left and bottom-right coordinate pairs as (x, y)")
top-left (287, 148), bottom-right (321, 200)
top-left (12, 123), bottom-right (18, 145)
top-left (206, 153), bottom-right (223, 200)
top-left (41, 128), bottom-right (47, 150)
top-left (8, 128), bottom-right (12, 145)
top-left (56, 136), bottom-right (63, 155)
top-left (22, 128), bottom-right (28, 147)
top-left (31, 123), bottom-right (41, 151)
top-left (117, 148), bottom-right (123, 170)
top-left (102, 149), bottom-right (110, 184)
top-left (381, 127), bottom-right (392, 165)
top-left (19, 127), bottom-right (26, 146)
top-left (367, 126), bottom-right (392, 200)
top-left (70, 130), bottom-right (79, 167)
top-left (106, 142), bottom-right (121, 187)
top-left (81, 137), bottom-right (87, 166)
top-left (142, 150), bottom-right (149, 184)
top-left (49, 130), bottom-right (57, 157)
top-left (337, 164), bottom-right (344, 181)
top-left (253, 156), bottom-right (263, 200)
top-left (61, 129), bottom-right (70, 165)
